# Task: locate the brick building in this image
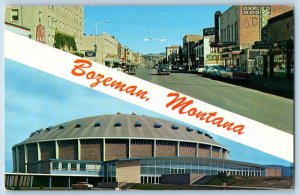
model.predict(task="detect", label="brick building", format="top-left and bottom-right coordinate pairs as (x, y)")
top-left (5, 6), bottom-right (84, 51)
top-left (218, 5), bottom-right (293, 70)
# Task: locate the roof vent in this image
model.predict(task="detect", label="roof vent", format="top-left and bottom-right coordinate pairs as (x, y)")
top-left (45, 126), bottom-right (53, 132)
top-left (154, 123), bottom-right (162, 128)
top-left (94, 122), bottom-right (102, 127)
top-left (117, 112), bottom-right (121, 114)
top-left (75, 123), bottom-right (83, 128)
top-left (131, 112), bottom-right (136, 115)
top-left (197, 130), bottom-right (203, 134)
top-left (134, 122), bottom-right (142, 127)
top-left (186, 127), bottom-right (193, 132)
top-left (204, 133), bottom-right (213, 139)
top-left (114, 121), bottom-right (122, 127)
top-left (171, 125), bottom-right (179, 130)
top-left (29, 128), bottom-right (43, 137)
top-left (58, 125), bottom-right (66, 130)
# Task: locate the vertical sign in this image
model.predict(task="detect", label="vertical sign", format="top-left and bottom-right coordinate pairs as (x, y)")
top-left (36, 24), bottom-right (45, 43)
top-left (214, 11), bottom-right (221, 43)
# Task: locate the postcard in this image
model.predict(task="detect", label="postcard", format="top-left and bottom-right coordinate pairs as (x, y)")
top-left (3, 5), bottom-right (294, 190)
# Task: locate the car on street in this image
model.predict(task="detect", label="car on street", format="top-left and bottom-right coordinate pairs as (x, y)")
top-left (232, 66), bottom-right (251, 80)
top-left (125, 65), bottom-right (136, 75)
top-left (212, 65), bottom-right (226, 78)
top-left (178, 64), bottom-right (187, 71)
top-left (203, 66), bottom-right (218, 77)
top-left (196, 65), bottom-right (205, 73)
top-left (72, 182), bottom-right (93, 189)
top-left (220, 66), bottom-right (250, 80)
top-left (158, 64), bottom-right (170, 75)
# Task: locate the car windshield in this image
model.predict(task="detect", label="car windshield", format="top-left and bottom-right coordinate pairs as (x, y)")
top-left (159, 64), bottom-right (169, 68)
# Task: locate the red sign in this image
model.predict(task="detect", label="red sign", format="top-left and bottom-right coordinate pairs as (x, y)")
top-left (36, 24), bottom-right (45, 43)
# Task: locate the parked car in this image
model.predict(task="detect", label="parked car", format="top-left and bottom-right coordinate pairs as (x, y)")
top-left (158, 64), bottom-right (170, 75)
top-left (72, 182), bottom-right (93, 189)
top-left (232, 66), bottom-right (251, 80)
top-left (212, 66), bottom-right (226, 78)
top-left (172, 64), bottom-right (179, 70)
top-left (220, 66), bottom-right (250, 80)
top-left (178, 64), bottom-right (186, 71)
top-left (220, 66), bottom-right (235, 79)
top-left (203, 66), bottom-right (217, 77)
top-left (196, 65), bottom-right (205, 73)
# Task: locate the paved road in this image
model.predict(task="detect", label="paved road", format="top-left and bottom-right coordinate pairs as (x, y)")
top-left (135, 67), bottom-right (293, 134)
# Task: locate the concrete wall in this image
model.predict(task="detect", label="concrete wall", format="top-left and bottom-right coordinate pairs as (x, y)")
top-left (161, 173), bottom-right (206, 185)
top-left (116, 160), bottom-right (140, 183)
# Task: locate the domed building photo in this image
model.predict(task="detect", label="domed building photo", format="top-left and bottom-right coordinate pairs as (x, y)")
top-left (6, 113), bottom-right (283, 189)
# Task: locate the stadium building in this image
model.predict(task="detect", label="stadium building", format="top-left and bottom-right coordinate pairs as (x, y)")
top-left (6, 113), bottom-right (278, 188)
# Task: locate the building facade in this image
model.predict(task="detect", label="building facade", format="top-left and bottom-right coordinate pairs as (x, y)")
top-left (5, 6), bottom-right (84, 51)
top-left (182, 35), bottom-right (202, 66)
top-left (219, 5), bottom-right (293, 70)
top-left (6, 113), bottom-right (281, 188)
top-left (266, 10), bottom-right (294, 75)
top-left (166, 45), bottom-right (179, 64)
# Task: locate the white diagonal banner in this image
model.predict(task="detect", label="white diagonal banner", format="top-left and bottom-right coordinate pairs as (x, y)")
top-left (4, 30), bottom-right (293, 162)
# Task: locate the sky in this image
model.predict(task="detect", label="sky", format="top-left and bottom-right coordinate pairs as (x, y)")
top-left (4, 58), bottom-right (293, 172)
top-left (83, 6), bottom-right (230, 54)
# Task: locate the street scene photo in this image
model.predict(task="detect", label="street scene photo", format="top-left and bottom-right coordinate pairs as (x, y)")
top-left (4, 5), bottom-right (294, 190)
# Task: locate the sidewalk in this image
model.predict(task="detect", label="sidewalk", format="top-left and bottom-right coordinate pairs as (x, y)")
top-left (214, 73), bottom-right (294, 99)
top-left (242, 75), bottom-right (293, 99)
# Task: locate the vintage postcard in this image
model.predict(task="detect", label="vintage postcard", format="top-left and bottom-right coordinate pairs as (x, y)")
top-left (4, 5), bottom-right (294, 190)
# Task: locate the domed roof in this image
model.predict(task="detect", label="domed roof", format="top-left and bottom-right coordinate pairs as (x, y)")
top-left (20, 114), bottom-right (223, 147)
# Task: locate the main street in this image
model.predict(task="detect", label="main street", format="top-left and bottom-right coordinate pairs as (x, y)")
top-left (135, 67), bottom-right (293, 134)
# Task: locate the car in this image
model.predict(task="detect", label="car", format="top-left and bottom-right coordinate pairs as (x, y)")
top-left (172, 64), bottom-right (179, 70)
top-left (157, 64), bottom-right (170, 75)
top-left (212, 65), bottom-right (226, 78)
top-left (220, 66), bottom-right (250, 80)
top-left (196, 65), bottom-right (205, 73)
top-left (153, 64), bottom-right (159, 69)
top-left (72, 182), bottom-right (93, 189)
top-left (232, 66), bottom-right (251, 80)
top-left (203, 66), bottom-right (216, 77)
top-left (125, 65), bottom-right (136, 75)
top-left (178, 65), bottom-right (186, 71)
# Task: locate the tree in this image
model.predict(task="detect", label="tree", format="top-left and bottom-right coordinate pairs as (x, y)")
top-left (178, 46), bottom-right (183, 64)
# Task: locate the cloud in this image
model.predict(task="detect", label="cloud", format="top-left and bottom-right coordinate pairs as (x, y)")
top-left (144, 37), bottom-right (166, 42)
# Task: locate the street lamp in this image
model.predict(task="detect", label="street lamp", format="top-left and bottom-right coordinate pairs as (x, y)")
top-left (93, 20), bottom-right (110, 63)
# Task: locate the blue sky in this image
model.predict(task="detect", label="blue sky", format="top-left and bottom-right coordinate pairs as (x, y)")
top-left (5, 59), bottom-right (293, 172)
top-left (83, 6), bottom-right (230, 54)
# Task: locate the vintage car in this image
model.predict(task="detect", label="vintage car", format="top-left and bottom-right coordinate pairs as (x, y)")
top-left (220, 66), bottom-right (250, 80)
top-left (72, 182), bottom-right (93, 189)
top-left (125, 65), bottom-right (136, 75)
top-left (157, 64), bottom-right (170, 75)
